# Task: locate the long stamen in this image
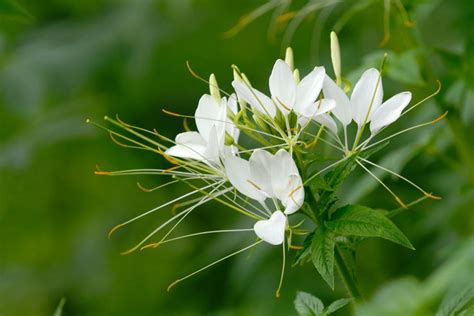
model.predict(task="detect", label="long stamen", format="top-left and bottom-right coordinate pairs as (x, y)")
top-left (275, 238), bottom-right (286, 298)
top-left (400, 80), bottom-right (441, 118)
top-left (182, 180), bottom-right (264, 220)
top-left (220, 190), bottom-right (270, 218)
top-left (108, 181), bottom-right (220, 239)
top-left (161, 108), bottom-right (286, 143)
top-left (358, 157), bottom-right (441, 199)
top-left (120, 183), bottom-right (229, 255)
top-left (156, 182), bottom-right (228, 246)
top-left (185, 61), bottom-right (232, 97)
top-left (303, 157), bottom-right (347, 186)
top-left (356, 160), bottom-right (407, 208)
top-left (137, 179), bottom-right (180, 193)
top-left (141, 228), bottom-right (254, 250)
top-left (363, 111), bottom-right (448, 151)
top-left (167, 240), bottom-right (263, 291)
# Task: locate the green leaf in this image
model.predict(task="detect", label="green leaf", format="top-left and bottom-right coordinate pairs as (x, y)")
top-left (308, 175), bottom-right (334, 192)
top-left (326, 205), bottom-right (414, 250)
top-left (315, 154), bottom-right (358, 216)
top-left (311, 228), bottom-right (336, 289)
top-left (326, 298), bottom-right (352, 314)
top-left (437, 283), bottom-right (474, 316)
top-left (294, 291), bottom-right (325, 316)
top-left (293, 232), bottom-right (314, 266)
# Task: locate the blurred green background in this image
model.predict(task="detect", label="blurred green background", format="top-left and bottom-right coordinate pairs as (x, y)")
top-left (0, 0), bottom-right (473, 315)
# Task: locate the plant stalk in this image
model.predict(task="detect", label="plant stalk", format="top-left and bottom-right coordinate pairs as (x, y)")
top-left (334, 245), bottom-right (362, 301)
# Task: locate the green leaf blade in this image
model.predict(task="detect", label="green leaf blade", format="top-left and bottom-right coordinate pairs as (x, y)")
top-left (311, 228), bottom-right (336, 289)
top-left (294, 291), bottom-right (325, 316)
top-left (326, 298), bottom-right (352, 314)
top-left (326, 205), bottom-right (414, 250)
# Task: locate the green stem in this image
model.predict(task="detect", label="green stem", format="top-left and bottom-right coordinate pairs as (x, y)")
top-left (335, 245), bottom-right (362, 301)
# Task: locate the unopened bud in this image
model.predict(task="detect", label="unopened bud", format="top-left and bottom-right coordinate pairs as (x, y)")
top-left (285, 47), bottom-right (294, 70)
top-left (293, 69), bottom-right (300, 83)
top-left (209, 73), bottom-right (221, 102)
top-left (330, 31), bottom-right (341, 85)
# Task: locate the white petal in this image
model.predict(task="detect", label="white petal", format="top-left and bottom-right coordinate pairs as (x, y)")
top-left (203, 125), bottom-right (222, 165)
top-left (232, 79), bottom-right (276, 117)
top-left (195, 94), bottom-right (222, 142)
top-left (313, 114), bottom-right (338, 134)
top-left (281, 174), bottom-right (304, 214)
top-left (303, 99), bottom-right (336, 118)
top-left (225, 94), bottom-right (240, 143)
top-left (270, 149), bottom-right (299, 199)
top-left (322, 75), bottom-right (351, 125)
top-left (294, 66), bottom-right (325, 114)
top-left (249, 149), bottom-right (274, 197)
top-left (253, 211), bottom-right (287, 245)
top-left (370, 92), bottom-right (412, 133)
top-left (175, 131), bottom-right (207, 146)
top-left (269, 59), bottom-right (297, 113)
top-left (225, 155), bottom-right (266, 201)
top-left (351, 68), bottom-right (383, 126)
top-left (227, 93), bottom-right (239, 114)
top-left (165, 132), bottom-right (207, 161)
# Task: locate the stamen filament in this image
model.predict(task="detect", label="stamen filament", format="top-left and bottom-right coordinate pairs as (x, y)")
top-left (356, 160), bottom-right (407, 208)
top-left (167, 240), bottom-right (263, 291)
top-left (358, 157), bottom-right (441, 199)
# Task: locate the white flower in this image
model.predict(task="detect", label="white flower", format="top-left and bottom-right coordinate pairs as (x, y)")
top-left (369, 91), bottom-right (412, 133)
top-left (253, 211), bottom-right (287, 245)
top-left (165, 94), bottom-right (239, 165)
top-left (323, 68), bottom-right (412, 134)
top-left (224, 149), bottom-right (304, 215)
top-left (232, 59), bottom-right (335, 121)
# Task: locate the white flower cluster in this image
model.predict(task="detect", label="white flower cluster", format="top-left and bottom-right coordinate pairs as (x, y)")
top-left (95, 32), bottom-right (442, 292)
top-left (161, 38), bottom-right (416, 247)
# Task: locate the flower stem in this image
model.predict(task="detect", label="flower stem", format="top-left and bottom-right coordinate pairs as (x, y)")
top-left (334, 245), bottom-right (362, 301)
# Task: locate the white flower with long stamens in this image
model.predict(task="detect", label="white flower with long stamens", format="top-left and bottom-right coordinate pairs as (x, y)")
top-left (304, 32), bottom-right (443, 207)
top-left (226, 149), bottom-right (304, 214)
top-left (89, 37), bottom-right (444, 299)
top-left (224, 149), bottom-right (304, 245)
top-left (166, 77), bottom-right (240, 166)
top-left (323, 68), bottom-right (411, 134)
top-left (232, 53), bottom-right (335, 125)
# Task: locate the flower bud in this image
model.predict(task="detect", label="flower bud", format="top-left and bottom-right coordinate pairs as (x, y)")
top-left (285, 47), bottom-right (294, 70)
top-left (209, 73), bottom-right (221, 102)
top-left (330, 31), bottom-right (341, 86)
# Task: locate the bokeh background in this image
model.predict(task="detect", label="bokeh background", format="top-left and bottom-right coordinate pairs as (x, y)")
top-left (0, 0), bottom-right (473, 315)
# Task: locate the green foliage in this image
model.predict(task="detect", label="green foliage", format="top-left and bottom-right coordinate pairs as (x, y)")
top-left (294, 292), bottom-right (351, 316)
top-left (293, 231), bottom-right (314, 266)
top-left (437, 283), bottom-right (474, 316)
top-left (294, 291), bottom-right (324, 316)
top-left (1, 0), bottom-right (473, 315)
top-left (311, 227), bottom-right (336, 289)
top-left (314, 154), bottom-right (358, 217)
top-left (326, 205), bottom-right (414, 249)
top-left (326, 298), bottom-right (352, 314)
